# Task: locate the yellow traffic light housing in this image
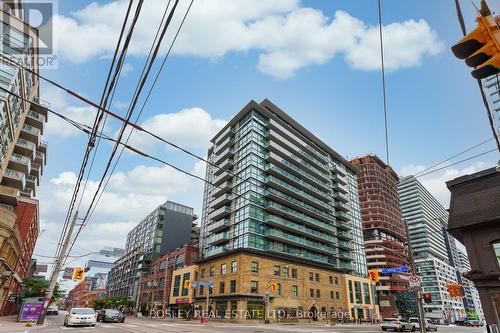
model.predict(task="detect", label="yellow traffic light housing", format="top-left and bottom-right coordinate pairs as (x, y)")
top-left (183, 280), bottom-right (191, 289)
top-left (452, 10), bottom-right (500, 79)
top-left (368, 269), bottom-right (379, 283)
top-left (72, 267), bottom-right (85, 281)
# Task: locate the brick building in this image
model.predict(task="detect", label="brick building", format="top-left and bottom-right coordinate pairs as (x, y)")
top-left (138, 244), bottom-right (197, 311)
top-left (66, 280), bottom-right (92, 308)
top-left (350, 155), bottom-right (409, 317)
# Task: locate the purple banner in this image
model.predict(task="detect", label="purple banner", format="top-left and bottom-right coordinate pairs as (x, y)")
top-left (20, 303), bottom-right (44, 321)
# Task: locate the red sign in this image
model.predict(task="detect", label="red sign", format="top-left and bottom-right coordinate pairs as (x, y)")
top-left (175, 298), bottom-right (190, 304)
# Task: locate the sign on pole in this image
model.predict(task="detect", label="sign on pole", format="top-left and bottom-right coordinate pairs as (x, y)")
top-left (409, 275), bottom-right (422, 287)
top-left (62, 267), bottom-right (74, 280)
top-left (381, 266), bottom-right (410, 274)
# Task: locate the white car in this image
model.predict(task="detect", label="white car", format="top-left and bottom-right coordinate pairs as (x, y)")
top-left (381, 318), bottom-right (416, 331)
top-left (64, 308), bottom-right (96, 327)
top-left (409, 317), bottom-right (438, 331)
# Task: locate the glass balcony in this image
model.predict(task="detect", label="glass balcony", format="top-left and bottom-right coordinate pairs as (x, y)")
top-left (333, 181), bottom-right (349, 194)
top-left (14, 138), bottom-right (36, 159)
top-left (265, 244), bottom-right (332, 265)
top-left (264, 214), bottom-right (336, 243)
top-left (333, 200), bottom-right (349, 212)
top-left (339, 261), bottom-right (353, 271)
top-left (213, 171), bottom-right (232, 186)
top-left (331, 163), bottom-right (347, 177)
top-left (264, 187), bottom-right (333, 222)
top-left (38, 141), bottom-right (48, 154)
top-left (20, 187), bottom-right (33, 199)
top-left (205, 245), bottom-right (228, 257)
top-left (333, 191), bottom-right (349, 203)
top-left (210, 206), bottom-right (231, 221)
top-left (265, 201), bottom-right (335, 233)
top-left (336, 211), bottom-right (350, 221)
top-left (212, 181), bottom-right (231, 198)
top-left (265, 229), bottom-right (337, 255)
top-left (211, 193), bottom-right (232, 210)
top-left (331, 174), bottom-right (347, 186)
top-left (35, 151), bottom-right (45, 166)
top-left (214, 136), bottom-right (235, 155)
top-left (336, 229), bottom-right (351, 240)
top-left (30, 162), bottom-right (41, 179)
top-left (20, 124), bottom-right (40, 146)
top-left (338, 240), bottom-right (354, 250)
top-left (213, 158), bottom-right (232, 176)
top-left (9, 153), bottom-right (31, 174)
top-left (264, 142), bottom-right (329, 181)
top-left (336, 220), bottom-right (351, 230)
top-left (214, 127), bottom-right (234, 145)
top-left (2, 168), bottom-right (26, 191)
top-left (25, 175), bottom-right (36, 196)
top-left (264, 175), bottom-right (331, 211)
top-left (206, 232), bottom-right (230, 245)
top-left (214, 147), bottom-right (234, 165)
top-left (30, 97), bottom-right (49, 117)
top-left (25, 110), bottom-right (45, 133)
top-left (265, 164), bottom-right (330, 200)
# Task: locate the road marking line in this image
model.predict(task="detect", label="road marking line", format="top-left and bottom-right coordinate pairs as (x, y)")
top-left (124, 324), bottom-right (139, 327)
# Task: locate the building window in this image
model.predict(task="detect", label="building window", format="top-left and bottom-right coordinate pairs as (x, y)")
top-left (276, 283), bottom-right (281, 296)
top-left (251, 261), bottom-right (259, 273)
top-left (316, 289), bottom-right (320, 298)
top-left (274, 265), bottom-right (280, 276)
top-left (251, 281), bottom-right (258, 293)
top-left (335, 277), bottom-right (339, 285)
top-left (291, 285), bottom-right (298, 297)
top-left (173, 275), bottom-right (181, 297)
top-left (330, 291), bottom-right (334, 299)
top-left (494, 242), bottom-right (500, 267)
top-left (292, 268), bottom-right (298, 279)
top-left (230, 280), bottom-right (236, 293)
top-left (282, 266), bottom-right (289, 278)
top-left (181, 273), bottom-right (190, 296)
top-left (309, 272), bottom-right (313, 281)
top-left (221, 263), bottom-right (227, 275)
top-left (231, 261), bottom-right (237, 273)
top-left (315, 273), bottom-right (320, 282)
top-left (209, 286), bottom-right (213, 295)
top-left (220, 281), bottom-right (225, 294)
top-left (336, 291), bottom-right (340, 299)
top-left (354, 281), bottom-right (362, 304)
top-left (201, 269), bottom-right (205, 278)
top-left (348, 280), bottom-right (354, 303)
top-left (329, 276), bottom-right (333, 284)
top-left (310, 288), bottom-right (315, 297)
top-left (209, 266), bottom-right (215, 277)
top-left (363, 283), bottom-right (371, 304)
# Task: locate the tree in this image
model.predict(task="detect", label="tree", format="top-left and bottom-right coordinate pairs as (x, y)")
top-left (21, 278), bottom-right (64, 303)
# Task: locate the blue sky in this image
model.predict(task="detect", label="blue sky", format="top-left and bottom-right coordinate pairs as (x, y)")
top-left (32, 0), bottom-right (499, 280)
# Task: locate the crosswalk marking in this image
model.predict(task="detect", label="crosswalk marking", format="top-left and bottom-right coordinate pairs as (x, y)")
top-left (124, 323), bottom-right (139, 327)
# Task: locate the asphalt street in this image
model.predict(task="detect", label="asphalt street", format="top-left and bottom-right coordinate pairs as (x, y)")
top-left (0, 312), bottom-right (487, 333)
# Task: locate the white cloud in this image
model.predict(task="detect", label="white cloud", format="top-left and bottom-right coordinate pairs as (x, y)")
top-left (399, 161), bottom-right (492, 208)
top-left (43, 85), bottom-right (99, 137)
top-left (125, 107), bottom-right (227, 151)
top-left (51, 0), bottom-right (443, 78)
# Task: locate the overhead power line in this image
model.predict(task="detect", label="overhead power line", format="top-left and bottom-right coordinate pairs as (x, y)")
top-left (377, 0), bottom-right (390, 165)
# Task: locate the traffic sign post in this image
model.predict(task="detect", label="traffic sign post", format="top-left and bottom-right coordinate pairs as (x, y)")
top-left (380, 266), bottom-right (410, 274)
top-left (409, 275), bottom-right (422, 288)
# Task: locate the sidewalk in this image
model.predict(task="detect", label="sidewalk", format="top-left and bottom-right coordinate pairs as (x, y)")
top-left (0, 316), bottom-right (49, 331)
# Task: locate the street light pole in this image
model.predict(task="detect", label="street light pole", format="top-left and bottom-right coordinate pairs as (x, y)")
top-left (404, 219), bottom-right (426, 333)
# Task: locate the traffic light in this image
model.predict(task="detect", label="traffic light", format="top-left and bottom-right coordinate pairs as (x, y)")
top-left (368, 269), bottom-right (379, 283)
top-left (183, 280), bottom-right (191, 289)
top-left (423, 293), bottom-right (432, 303)
top-left (451, 1), bottom-right (500, 79)
top-left (72, 267), bottom-right (85, 281)
top-left (270, 282), bottom-right (278, 293)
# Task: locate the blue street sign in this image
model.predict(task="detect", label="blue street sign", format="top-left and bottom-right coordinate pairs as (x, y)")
top-left (381, 266), bottom-right (410, 274)
top-left (191, 281), bottom-right (214, 287)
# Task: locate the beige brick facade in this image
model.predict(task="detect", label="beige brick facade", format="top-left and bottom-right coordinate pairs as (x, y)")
top-left (341, 274), bottom-right (380, 322)
top-left (192, 252), bottom-right (347, 321)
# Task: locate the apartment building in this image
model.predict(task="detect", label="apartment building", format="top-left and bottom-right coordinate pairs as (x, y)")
top-left (350, 155), bottom-right (409, 317)
top-left (0, 4), bottom-right (46, 316)
top-left (199, 99), bottom-right (366, 276)
top-left (106, 246), bottom-right (145, 299)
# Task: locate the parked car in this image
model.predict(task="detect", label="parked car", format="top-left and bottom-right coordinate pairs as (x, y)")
top-left (409, 317), bottom-right (437, 331)
top-left (97, 309), bottom-right (125, 323)
top-left (464, 319), bottom-right (482, 327)
top-left (64, 308), bottom-right (96, 327)
top-left (381, 318), bottom-right (416, 331)
top-left (46, 305), bottom-right (59, 315)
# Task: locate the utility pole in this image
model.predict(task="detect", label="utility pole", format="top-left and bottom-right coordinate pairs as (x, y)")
top-left (37, 212), bottom-right (79, 325)
top-left (404, 219), bottom-right (426, 333)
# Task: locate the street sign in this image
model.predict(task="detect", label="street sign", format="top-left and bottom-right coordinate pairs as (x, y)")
top-left (8, 295), bottom-right (18, 303)
top-left (381, 266), bottom-right (410, 274)
top-left (191, 281), bottom-right (213, 288)
top-left (62, 267), bottom-right (74, 280)
top-left (409, 275), bottom-right (422, 287)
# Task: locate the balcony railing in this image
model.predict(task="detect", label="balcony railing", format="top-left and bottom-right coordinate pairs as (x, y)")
top-left (211, 193), bottom-right (232, 210)
top-left (333, 191), bottom-right (349, 203)
top-left (206, 232), bottom-right (230, 245)
top-left (336, 211), bottom-right (350, 221)
top-left (338, 240), bottom-right (354, 250)
top-left (205, 245), bottom-right (227, 257)
top-left (210, 206), bottom-right (231, 221)
top-left (336, 220), bottom-right (351, 230)
top-left (264, 214), bottom-right (336, 242)
top-left (265, 164), bottom-right (330, 199)
top-left (265, 201), bottom-right (335, 233)
top-left (265, 228), bottom-right (337, 255)
top-left (265, 244), bottom-right (332, 265)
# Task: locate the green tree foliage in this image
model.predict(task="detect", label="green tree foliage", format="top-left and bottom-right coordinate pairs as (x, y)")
top-left (92, 297), bottom-right (134, 310)
top-left (22, 278), bottom-right (64, 303)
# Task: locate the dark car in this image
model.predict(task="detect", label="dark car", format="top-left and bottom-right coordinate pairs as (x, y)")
top-left (97, 309), bottom-right (125, 323)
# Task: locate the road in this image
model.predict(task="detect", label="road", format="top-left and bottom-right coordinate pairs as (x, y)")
top-left (0, 312), bottom-right (487, 333)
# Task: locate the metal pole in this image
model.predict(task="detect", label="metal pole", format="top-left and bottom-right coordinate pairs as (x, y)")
top-left (404, 219), bottom-right (426, 333)
top-left (205, 285), bottom-right (209, 319)
top-left (265, 275), bottom-right (270, 324)
top-left (37, 212), bottom-right (78, 325)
